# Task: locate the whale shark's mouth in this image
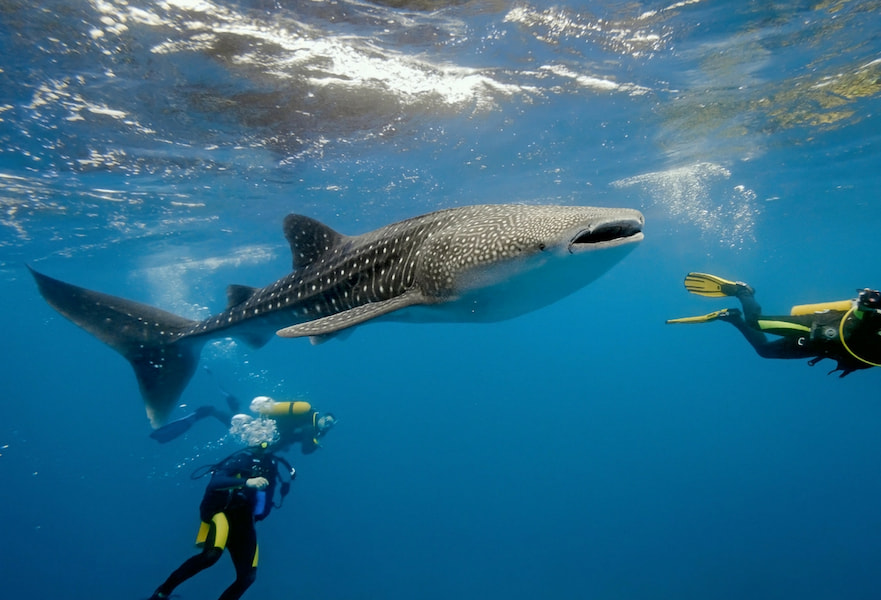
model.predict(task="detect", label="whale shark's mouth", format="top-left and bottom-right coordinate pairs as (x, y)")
top-left (569, 220), bottom-right (644, 252)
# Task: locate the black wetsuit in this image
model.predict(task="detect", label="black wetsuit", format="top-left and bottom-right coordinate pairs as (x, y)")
top-left (150, 448), bottom-right (287, 600)
top-left (150, 406), bottom-right (332, 454)
top-left (275, 409), bottom-right (327, 454)
top-left (725, 289), bottom-right (881, 377)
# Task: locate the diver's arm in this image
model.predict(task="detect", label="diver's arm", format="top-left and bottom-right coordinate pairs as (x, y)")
top-left (208, 454), bottom-right (274, 491)
top-left (206, 475), bottom-right (269, 494)
top-left (206, 474), bottom-right (249, 491)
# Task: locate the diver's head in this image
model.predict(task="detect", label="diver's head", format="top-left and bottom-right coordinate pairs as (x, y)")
top-left (857, 288), bottom-right (881, 313)
top-left (229, 413), bottom-right (280, 448)
top-left (316, 413), bottom-right (337, 434)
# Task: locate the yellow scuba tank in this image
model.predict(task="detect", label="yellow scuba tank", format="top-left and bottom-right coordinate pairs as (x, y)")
top-left (789, 300), bottom-right (852, 316)
top-left (255, 400), bottom-right (312, 417)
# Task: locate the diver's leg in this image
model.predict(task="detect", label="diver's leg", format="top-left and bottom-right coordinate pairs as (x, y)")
top-left (721, 284), bottom-right (782, 354)
top-left (150, 517), bottom-right (228, 599)
top-left (732, 286), bottom-right (762, 324)
top-left (728, 284), bottom-right (820, 359)
top-left (719, 310), bottom-right (810, 359)
top-left (217, 510), bottom-right (258, 600)
top-left (718, 308), bottom-right (777, 357)
top-left (208, 407), bottom-right (234, 426)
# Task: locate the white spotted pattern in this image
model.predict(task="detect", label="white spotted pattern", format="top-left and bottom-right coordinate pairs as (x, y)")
top-left (174, 204), bottom-right (643, 339)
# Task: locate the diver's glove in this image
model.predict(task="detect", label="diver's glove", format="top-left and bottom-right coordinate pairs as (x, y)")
top-left (246, 477), bottom-right (270, 489)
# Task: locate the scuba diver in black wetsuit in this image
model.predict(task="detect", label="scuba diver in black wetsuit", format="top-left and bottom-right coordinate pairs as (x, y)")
top-left (249, 396), bottom-right (337, 455)
top-left (148, 436), bottom-right (296, 600)
top-left (151, 391), bottom-right (337, 454)
top-left (667, 272), bottom-right (881, 377)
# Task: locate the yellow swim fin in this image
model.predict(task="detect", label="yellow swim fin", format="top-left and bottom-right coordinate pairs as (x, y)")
top-left (683, 272), bottom-right (751, 298)
top-left (666, 309), bottom-right (737, 324)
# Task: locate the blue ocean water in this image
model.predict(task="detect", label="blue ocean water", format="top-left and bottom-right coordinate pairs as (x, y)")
top-left (2, 0), bottom-right (881, 598)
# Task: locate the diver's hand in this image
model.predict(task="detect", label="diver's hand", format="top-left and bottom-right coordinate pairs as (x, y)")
top-left (246, 477), bottom-right (269, 489)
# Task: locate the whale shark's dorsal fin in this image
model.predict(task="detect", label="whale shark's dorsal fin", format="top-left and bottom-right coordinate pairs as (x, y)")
top-left (283, 214), bottom-right (346, 270)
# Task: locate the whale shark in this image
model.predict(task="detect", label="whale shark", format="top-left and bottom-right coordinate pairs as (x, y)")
top-left (30, 203), bottom-right (644, 426)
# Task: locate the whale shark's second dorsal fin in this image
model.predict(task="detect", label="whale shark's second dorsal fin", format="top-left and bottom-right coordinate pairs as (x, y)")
top-left (227, 284), bottom-right (259, 309)
top-left (225, 284), bottom-right (277, 348)
top-left (283, 214), bottom-right (346, 270)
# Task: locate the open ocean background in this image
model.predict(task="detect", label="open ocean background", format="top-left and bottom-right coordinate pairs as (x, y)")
top-left (2, 1), bottom-right (881, 598)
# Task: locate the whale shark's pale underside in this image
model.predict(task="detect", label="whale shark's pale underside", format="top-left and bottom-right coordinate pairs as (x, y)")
top-left (30, 203), bottom-right (644, 426)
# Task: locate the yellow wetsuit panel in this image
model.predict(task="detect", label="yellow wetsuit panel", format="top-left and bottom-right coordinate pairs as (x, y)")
top-left (211, 513), bottom-right (230, 550)
top-left (757, 319), bottom-right (811, 333)
top-left (196, 521), bottom-right (211, 547)
top-left (195, 513), bottom-right (231, 549)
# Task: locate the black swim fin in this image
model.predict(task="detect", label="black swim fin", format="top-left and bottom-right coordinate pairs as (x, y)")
top-left (149, 412), bottom-right (199, 443)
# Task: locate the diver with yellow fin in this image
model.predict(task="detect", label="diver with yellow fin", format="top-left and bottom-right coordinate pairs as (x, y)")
top-left (667, 272), bottom-right (881, 377)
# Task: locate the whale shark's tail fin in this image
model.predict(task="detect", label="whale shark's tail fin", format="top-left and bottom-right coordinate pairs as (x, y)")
top-left (28, 267), bottom-right (204, 428)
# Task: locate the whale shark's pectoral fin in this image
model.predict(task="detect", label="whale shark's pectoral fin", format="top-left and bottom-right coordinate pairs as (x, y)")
top-left (276, 290), bottom-right (433, 340)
